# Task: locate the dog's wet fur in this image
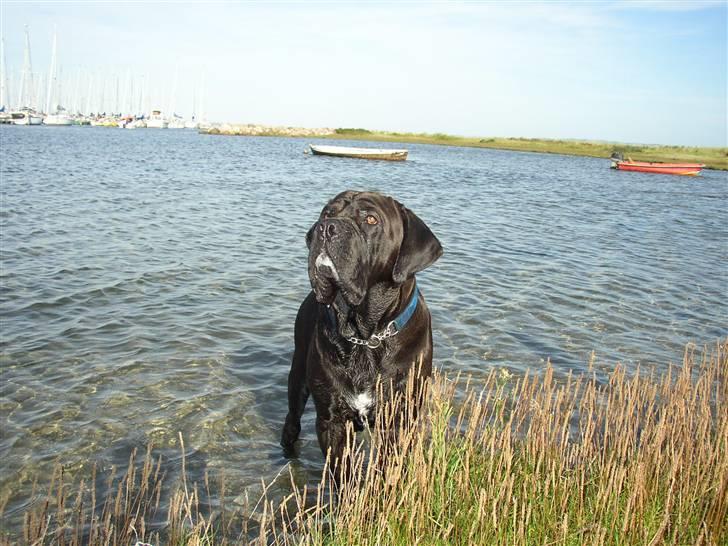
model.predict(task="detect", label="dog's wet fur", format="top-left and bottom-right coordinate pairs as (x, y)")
top-left (281, 190), bottom-right (443, 467)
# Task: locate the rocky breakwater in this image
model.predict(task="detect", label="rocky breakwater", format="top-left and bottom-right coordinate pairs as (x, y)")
top-left (201, 123), bottom-right (335, 137)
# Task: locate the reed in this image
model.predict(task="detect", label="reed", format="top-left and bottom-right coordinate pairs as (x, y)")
top-left (4, 340), bottom-right (726, 545)
top-left (268, 340), bottom-right (727, 545)
top-left (14, 444), bottom-right (165, 546)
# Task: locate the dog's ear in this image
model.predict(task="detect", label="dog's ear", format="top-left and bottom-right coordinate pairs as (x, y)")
top-left (392, 203), bottom-right (443, 283)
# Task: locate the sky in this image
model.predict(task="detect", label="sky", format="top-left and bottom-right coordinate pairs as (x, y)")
top-left (0, 1), bottom-right (725, 146)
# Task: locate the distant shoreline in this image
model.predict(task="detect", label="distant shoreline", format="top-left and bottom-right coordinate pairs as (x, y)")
top-left (203, 125), bottom-right (728, 171)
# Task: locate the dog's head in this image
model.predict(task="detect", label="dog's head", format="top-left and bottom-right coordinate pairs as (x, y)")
top-left (306, 190), bottom-right (442, 306)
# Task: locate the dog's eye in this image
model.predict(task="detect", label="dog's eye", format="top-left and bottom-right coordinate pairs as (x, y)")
top-left (365, 215), bottom-right (379, 225)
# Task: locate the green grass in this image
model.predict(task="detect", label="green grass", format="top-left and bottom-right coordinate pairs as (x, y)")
top-left (5, 341), bottom-right (727, 545)
top-left (327, 129), bottom-right (728, 171)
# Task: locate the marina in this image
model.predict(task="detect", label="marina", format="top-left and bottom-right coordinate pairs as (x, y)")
top-left (0, 26), bottom-right (209, 129)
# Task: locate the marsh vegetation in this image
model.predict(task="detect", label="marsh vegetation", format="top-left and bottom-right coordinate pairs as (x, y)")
top-left (330, 129), bottom-right (728, 170)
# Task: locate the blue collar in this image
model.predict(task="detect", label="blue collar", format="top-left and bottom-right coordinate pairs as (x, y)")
top-left (391, 279), bottom-right (420, 332)
top-left (326, 280), bottom-right (420, 349)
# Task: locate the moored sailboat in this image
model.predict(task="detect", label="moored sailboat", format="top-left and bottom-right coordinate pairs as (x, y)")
top-left (11, 26), bottom-right (43, 125)
top-left (42, 28), bottom-right (72, 126)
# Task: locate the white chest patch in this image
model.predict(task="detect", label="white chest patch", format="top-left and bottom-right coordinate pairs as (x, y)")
top-left (315, 253), bottom-right (339, 280)
top-left (347, 392), bottom-right (373, 421)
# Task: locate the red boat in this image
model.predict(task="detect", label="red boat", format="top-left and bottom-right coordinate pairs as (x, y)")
top-left (610, 153), bottom-right (704, 176)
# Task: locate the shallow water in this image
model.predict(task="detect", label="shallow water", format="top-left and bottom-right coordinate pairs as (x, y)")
top-left (1, 126), bottom-right (726, 531)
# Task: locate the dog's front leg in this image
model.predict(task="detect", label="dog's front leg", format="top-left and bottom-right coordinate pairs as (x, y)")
top-left (281, 352), bottom-right (309, 456)
top-left (316, 416), bottom-right (350, 478)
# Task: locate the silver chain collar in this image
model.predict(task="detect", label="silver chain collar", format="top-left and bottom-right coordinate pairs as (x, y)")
top-left (346, 321), bottom-right (398, 349)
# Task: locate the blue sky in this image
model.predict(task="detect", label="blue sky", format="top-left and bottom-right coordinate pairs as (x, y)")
top-left (1, 1), bottom-right (725, 146)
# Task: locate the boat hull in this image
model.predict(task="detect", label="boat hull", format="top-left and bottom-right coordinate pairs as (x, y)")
top-left (146, 118), bottom-right (168, 129)
top-left (612, 161), bottom-right (704, 176)
top-left (11, 112), bottom-right (43, 125)
top-left (43, 114), bottom-right (73, 126)
top-left (310, 144), bottom-right (408, 161)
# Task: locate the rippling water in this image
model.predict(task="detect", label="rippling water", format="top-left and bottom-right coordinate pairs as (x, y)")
top-left (1, 126), bottom-right (726, 531)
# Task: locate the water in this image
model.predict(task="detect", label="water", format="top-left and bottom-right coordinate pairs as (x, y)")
top-left (1, 126), bottom-right (726, 532)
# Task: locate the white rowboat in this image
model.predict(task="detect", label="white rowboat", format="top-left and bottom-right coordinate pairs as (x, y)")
top-left (309, 144), bottom-right (408, 161)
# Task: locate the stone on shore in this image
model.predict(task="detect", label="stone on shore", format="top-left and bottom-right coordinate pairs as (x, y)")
top-left (199, 123), bottom-right (334, 137)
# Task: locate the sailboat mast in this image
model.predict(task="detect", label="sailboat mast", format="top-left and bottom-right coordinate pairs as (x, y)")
top-left (45, 28), bottom-right (57, 114)
top-left (138, 74), bottom-right (145, 115)
top-left (18, 25), bottom-right (34, 108)
top-left (97, 70), bottom-right (105, 114)
top-left (127, 69), bottom-right (133, 115)
top-left (85, 73), bottom-right (93, 115)
top-left (57, 66), bottom-right (64, 112)
top-left (34, 73), bottom-right (44, 111)
top-left (168, 64), bottom-right (178, 117)
top-left (199, 70), bottom-right (205, 122)
top-left (114, 74), bottom-right (119, 114)
top-left (72, 67), bottom-right (82, 114)
top-left (191, 79), bottom-right (196, 121)
top-left (0, 38), bottom-right (7, 109)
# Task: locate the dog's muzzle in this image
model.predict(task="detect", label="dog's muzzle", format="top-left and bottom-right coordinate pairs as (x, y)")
top-left (307, 218), bottom-right (367, 306)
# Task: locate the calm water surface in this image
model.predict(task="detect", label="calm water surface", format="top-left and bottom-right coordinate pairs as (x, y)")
top-left (1, 126), bottom-right (726, 531)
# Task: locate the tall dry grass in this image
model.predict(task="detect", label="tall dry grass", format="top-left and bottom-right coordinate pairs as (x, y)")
top-left (265, 341), bottom-right (727, 545)
top-left (8, 434), bottom-right (244, 546)
top-left (4, 340), bottom-right (726, 545)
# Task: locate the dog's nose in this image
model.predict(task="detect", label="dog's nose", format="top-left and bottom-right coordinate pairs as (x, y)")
top-left (317, 219), bottom-right (337, 239)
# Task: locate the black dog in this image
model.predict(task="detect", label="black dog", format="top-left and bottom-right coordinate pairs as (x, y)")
top-left (281, 190), bottom-right (443, 466)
